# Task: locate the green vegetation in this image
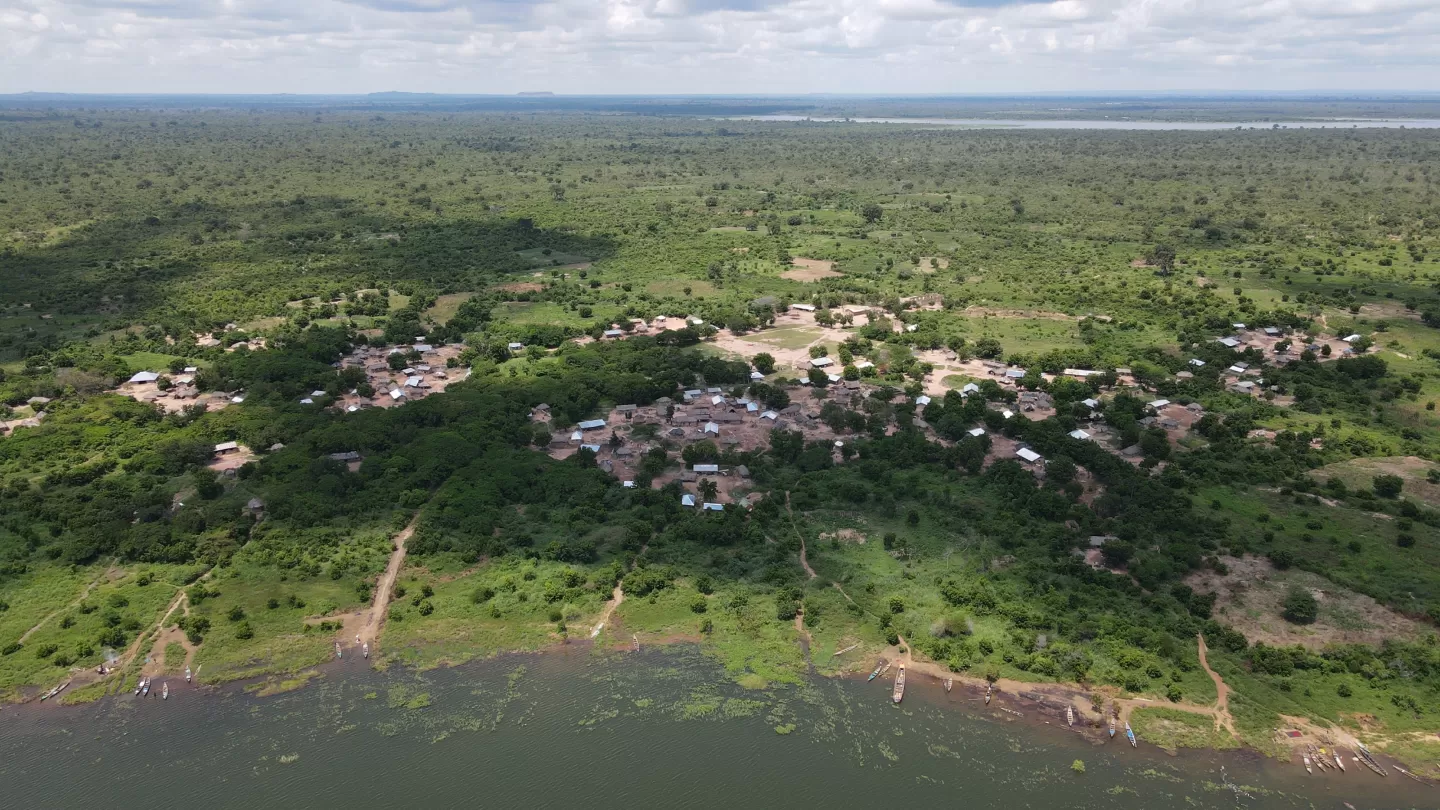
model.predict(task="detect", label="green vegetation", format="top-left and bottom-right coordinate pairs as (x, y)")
top-left (1128, 707), bottom-right (1239, 752)
top-left (1, 103), bottom-right (1438, 771)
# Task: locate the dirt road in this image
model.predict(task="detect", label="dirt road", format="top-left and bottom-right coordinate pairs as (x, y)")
top-left (18, 566), bottom-right (110, 644)
top-left (360, 513), bottom-right (421, 648)
top-left (590, 584), bottom-right (625, 638)
top-left (785, 492), bottom-right (818, 579)
top-left (1197, 632), bottom-right (1237, 735)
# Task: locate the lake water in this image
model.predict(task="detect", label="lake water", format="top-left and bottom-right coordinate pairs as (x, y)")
top-left (725, 115), bottom-right (1440, 130)
top-left (1, 646), bottom-right (1430, 809)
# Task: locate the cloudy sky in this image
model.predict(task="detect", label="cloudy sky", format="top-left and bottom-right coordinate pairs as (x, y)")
top-left (1, 0), bottom-right (1437, 94)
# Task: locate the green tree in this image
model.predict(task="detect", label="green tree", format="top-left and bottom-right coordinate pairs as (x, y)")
top-left (1147, 244), bottom-right (1177, 275)
top-left (861, 203), bottom-right (883, 224)
top-left (1282, 586), bottom-right (1318, 624)
top-left (1372, 474), bottom-right (1403, 498)
top-left (752, 352), bottom-right (775, 375)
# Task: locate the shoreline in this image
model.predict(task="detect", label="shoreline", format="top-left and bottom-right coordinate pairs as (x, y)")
top-left (12, 629), bottom-right (1430, 787)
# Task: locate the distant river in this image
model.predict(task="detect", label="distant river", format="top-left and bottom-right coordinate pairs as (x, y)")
top-left (0, 646), bottom-right (1429, 809)
top-left (724, 115), bottom-right (1440, 130)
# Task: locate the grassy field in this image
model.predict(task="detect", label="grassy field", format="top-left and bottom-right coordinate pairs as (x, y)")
top-left (1129, 707), bottom-right (1240, 752)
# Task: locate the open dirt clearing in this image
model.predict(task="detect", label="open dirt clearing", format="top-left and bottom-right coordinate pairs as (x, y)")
top-left (1311, 456), bottom-right (1440, 508)
top-left (782, 258), bottom-right (844, 281)
top-left (1186, 555), bottom-right (1426, 649)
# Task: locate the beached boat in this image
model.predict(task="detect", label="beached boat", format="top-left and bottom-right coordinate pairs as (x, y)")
top-left (1302, 753), bottom-right (1312, 774)
top-left (1125, 721), bottom-right (1136, 748)
top-left (162, 681), bottom-right (169, 701)
top-left (185, 666), bottom-right (191, 683)
top-left (363, 642), bottom-right (369, 659)
top-left (1109, 715), bottom-right (1116, 739)
top-left (334, 641), bottom-right (342, 659)
top-left (892, 665), bottom-right (906, 704)
top-left (1066, 706), bottom-right (1075, 727)
top-left (984, 683), bottom-right (992, 705)
top-left (1332, 749), bottom-right (1345, 772)
top-left (142, 679), bottom-right (150, 697)
top-left (943, 678), bottom-right (953, 693)
top-left (1355, 744), bottom-right (1388, 777)
top-left (135, 678), bottom-right (145, 697)
top-left (39, 680), bottom-right (70, 702)
top-left (868, 660), bottom-right (885, 682)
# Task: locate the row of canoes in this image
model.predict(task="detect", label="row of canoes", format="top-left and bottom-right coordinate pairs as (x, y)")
top-left (866, 659), bottom-right (907, 703)
top-left (132, 677), bottom-right (169, 699)
top-left (862, 662), bottom-right (1406, 777)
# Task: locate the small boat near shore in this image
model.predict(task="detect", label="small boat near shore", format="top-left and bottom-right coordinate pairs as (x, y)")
top-left (1125, 721), bottom-right (1137, 748)
top-left (1109, 715), bottom-right (1116, 739)
top-left (1332, 749), bottom-right (1345, 772)
top-left (334, 641), bottom-right (342, 659)
top-left (892, 665), bottom-right (906, 704)
top-left (363, 642), bottom-right (370, 659)
top-left (135, 678), bottom-right (146, 697)
top-left (162, 681), bottom-right (169, 701)
top-left (142, 679), bottom-right (150, 697)
top-left (1066, 706), bottom-right (1075, 727)
top-left (39, 680), bottom-right (70, 702)
top-left (868, 660), bottom-right (885, 682)
top-left (1356, 743), bottom-right (1388, 777)
top-left (984, 683), bottom-right (993, 705)
top-left (943, 677), bottom-right (953, 693)
top-left (1302, 752), bottom-right (1312, 774)
top-left (185, 666), bottom-right (191, 683)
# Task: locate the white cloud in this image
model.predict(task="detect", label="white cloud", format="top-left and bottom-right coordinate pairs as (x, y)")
top-left (0, 0), bottom-right (1435, 92)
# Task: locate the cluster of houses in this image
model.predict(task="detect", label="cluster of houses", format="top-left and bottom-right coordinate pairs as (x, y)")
top-left (339, 341), bottom-right (469, 409)
top-left (126, 366), bottom-right (205, 404)
top-left (597, 315), bottom-right (707, 340)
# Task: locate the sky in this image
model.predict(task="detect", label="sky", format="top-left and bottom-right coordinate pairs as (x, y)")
top-left (1, 0), bottom-right (1437, 94)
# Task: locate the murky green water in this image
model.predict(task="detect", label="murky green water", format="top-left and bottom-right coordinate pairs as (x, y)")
top-left (0, 646), bottom-right (1429, 809)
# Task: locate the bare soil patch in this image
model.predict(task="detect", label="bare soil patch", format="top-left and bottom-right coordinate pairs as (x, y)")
top-left (495, 281), bottom-right (543, 293)
top-left (782, 258), bottom-right (843, 282)
top-left (1311, 456), bottom-right (1440, 508)
top-left (820, 528), bottom-right (867, 544)
top-left (1186, 555), bottom-right (1426, 649)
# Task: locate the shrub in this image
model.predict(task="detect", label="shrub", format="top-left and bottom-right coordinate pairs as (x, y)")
top-left (1282, 587), bottom-right (1318, 624)
top-left (234, 622), bottom-right (254, 640)
top-left (2, 642), bottom-right (21, 655)
top-left (690, 595), bottom-right (708, 614)
top-left (1372, 474), bottom-right (1403, 498)
top-left (1336, 682), bottom-right (1353, 698)
top-left (36, 643), bottom-right (58, 659)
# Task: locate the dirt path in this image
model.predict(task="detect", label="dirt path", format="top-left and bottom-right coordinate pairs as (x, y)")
top-left (17, 566), bottom-right (111, 644)
top-left (590, 584), bottom-right (625, 638)
top-left (361, 512), bottom-right (421, 648)
top-left (785, 492), bottom-right (817, 579)
top-left (1197, 633), bottom-right (1237, 735)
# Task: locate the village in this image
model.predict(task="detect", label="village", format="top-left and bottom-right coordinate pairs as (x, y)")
top-left (11, 302), bottom-right (1375, 514)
